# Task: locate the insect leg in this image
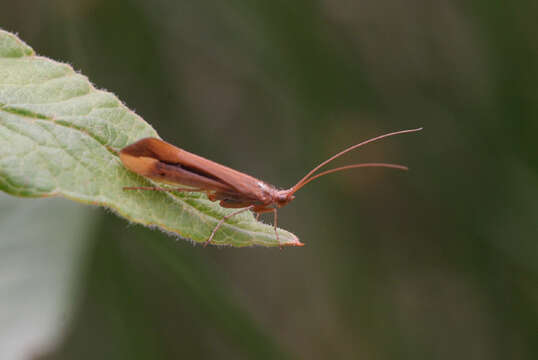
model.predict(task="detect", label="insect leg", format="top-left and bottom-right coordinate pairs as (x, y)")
top-left (123, 186), bottom-right (208, 192)
top-left (252, 206), bottom-right (281, 248)
top-left (204, 205), bottom-right (255, 247)
top-left (272, 208), bottom-right (281, 249)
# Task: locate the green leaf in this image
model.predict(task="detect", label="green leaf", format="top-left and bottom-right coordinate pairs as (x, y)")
top-left (0, 29), bottom-right (301, 247)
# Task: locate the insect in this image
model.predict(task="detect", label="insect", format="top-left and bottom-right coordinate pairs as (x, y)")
top-left (119, 127), bottom-right (422, 247)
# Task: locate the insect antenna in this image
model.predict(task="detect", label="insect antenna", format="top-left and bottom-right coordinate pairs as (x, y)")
top-left (288, 127), bottom-right (422, 195)
top-left (290, 163), bottom-right (408, 192)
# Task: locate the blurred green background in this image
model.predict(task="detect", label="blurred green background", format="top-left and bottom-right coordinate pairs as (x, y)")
top-left (1, 0), bottom-right (537, 359)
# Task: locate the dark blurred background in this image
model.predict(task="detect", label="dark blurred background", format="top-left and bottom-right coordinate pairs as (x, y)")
top-left (2, 0), bottom-right (537, 359)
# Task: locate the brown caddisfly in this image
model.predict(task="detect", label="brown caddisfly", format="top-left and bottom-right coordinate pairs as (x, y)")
top-left (119, 127), bottom-right (422, 247)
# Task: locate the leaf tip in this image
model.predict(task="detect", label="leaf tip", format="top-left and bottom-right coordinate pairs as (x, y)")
top-left (282, 234), bottom-right (304, 247)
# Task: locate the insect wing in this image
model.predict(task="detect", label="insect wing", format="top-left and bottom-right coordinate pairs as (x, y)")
top-left (120, 138), bottom-right (267, 200)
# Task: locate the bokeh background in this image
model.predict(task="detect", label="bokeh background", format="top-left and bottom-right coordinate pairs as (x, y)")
top-left (1, 0), bottom-right (537, 359)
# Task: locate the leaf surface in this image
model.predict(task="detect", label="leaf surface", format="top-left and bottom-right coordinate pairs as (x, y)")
top-left (0, 30), bottom-right (300, 247)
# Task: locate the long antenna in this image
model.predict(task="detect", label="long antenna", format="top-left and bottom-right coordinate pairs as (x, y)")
top-left (290, 127), bottom-right (422, 194)
top-left (289, 163), bottom-right (408, 195)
